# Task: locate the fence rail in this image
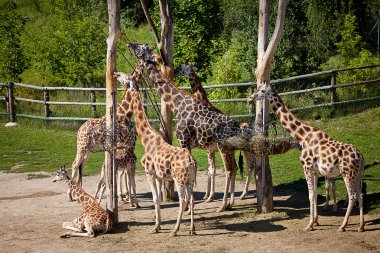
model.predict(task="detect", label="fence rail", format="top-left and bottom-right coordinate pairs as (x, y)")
top-left (1, 64), bottom-right (379, 124)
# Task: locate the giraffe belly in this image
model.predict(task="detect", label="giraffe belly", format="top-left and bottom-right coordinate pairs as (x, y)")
top-left (315, 160), bottom-right (340, 178)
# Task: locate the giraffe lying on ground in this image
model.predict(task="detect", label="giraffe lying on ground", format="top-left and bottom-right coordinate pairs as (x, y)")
top-left (249, 81), bottom-right (365, 232)
top-left (115, 71), bottom-right (197, 236)
top-left (53, 166), bottom-right (112, 238)
top-left (174, 61), bottom-right (256, 200)
top-left (129, 43), bottom-right (241, 212)
top-left (68, 67), bottom-right (142, 207)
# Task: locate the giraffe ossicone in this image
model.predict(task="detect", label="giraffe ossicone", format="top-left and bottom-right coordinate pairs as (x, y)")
top-left (249, 82), bottom-right (365, 232)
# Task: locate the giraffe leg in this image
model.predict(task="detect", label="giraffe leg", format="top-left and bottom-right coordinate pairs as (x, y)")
top-left (61, 220), bottom-right (95, 238)
top-left (217, 151), bottom-right (236, 212)
top-left (338, 176), bottom-right (364, 232)
top-left (323, 178), bottom-right (330, 211)
top-left (204, 151), bottom-right (216, 202)
top-left (187, 183), bottom-right (196, 235)
top-left (240, 151), bottom-right (255, 200)
top-left (129, 168), bottom-right (139, 208)
top-left (313, 174), bottom-right (319, 226)
top-left (171, 181), bottom-right (186, 237)
top-left (147, 174), bottom-right (161, 233)
top-left (331, 178), bottom-right (338, 213)
top-left (303, 165), bottom-right (316, 231)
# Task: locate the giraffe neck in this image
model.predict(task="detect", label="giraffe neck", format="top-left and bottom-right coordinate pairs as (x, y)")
top-left (116, 89), bottom-right (133, 120)
top-left (187, 71), bottom-right (215, 108)
top-left (130, 90), bottom-right (156, 147)
top-left (67, 179), bottom-right (91, 208)
top-left (145, 61), bottom-right (191, 112)
top-left (269, 91), bottom-right (320, 147)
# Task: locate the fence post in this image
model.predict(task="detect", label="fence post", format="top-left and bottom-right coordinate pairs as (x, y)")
top-left (91, 90), bottom-right (97, 118)
top-left (43, 88), bottom-right (50, 120)
top-left (330, 71), bottom-right (338, 104)
top-left (249, 86), bottom-right (254, 121)
top-left (6, 82), bottom-right (16, 125)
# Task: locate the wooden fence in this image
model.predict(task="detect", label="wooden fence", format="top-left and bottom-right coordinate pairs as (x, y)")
top-left (1, 64), bottom-right (380, 124)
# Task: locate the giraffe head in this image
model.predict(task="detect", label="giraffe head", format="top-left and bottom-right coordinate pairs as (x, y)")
top-left (174, 60), bottom-right (198, 77)
top-left (114, 72), bottom-right (139, 92)
top-left (248, 81), bottom-right (273, 104)
top-left (128, 43), bottom-right (156, 66)
top-left (52, 166), bottom-right (70, 182)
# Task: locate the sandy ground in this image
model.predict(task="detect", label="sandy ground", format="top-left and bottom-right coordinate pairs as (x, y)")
top-left (0, 170), bottom-right (379, 253)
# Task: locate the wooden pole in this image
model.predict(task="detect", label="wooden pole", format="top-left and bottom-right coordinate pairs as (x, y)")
top-left (7, 82), bottom-right (16, 123)
top-left (43, 89), bottom-right (50, 120)
top-left (254, 0), bottom-right (287, 213)
top-left (105, 0), bottom-right (120, 223)
top-left (91, 90), bottom-right (97, 118)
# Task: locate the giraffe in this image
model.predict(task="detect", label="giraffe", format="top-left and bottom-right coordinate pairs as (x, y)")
top-left (174, 61), bottom-right (256, 200)
top-left (249, 81), bottom-right (365, 232)
top-left (94, 147), bottom-right (139, 207)
top-left (114, 71), bottom-right (196, 236)
top-left (129, 43), bottom-right (241, 212)
top-left (68, 66), bottom-right (142, 205)
top-left (53, 166), bottom-right (112, 238)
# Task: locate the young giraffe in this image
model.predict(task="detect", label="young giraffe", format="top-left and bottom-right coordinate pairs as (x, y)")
top-left (53, 166), bottom-right (112, 238)
top-left (249, 82), bottom-right (365, 232)
top-left (114, 71), bottom-right (196, 236)
top-left (94, 147), bottom-right (138, 207)
top-left (174, 62), bottom-right (256, 200)
top-left (129, 43), bottom-right (240, 212)
top-left (68, 67), bottom-right (142, 206)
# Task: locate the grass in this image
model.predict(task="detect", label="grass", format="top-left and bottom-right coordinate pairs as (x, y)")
top-left (0, 107), bottom-right (379, 213)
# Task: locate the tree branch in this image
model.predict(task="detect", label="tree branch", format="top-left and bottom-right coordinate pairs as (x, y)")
top-left (140, 0), bottom-right (160, 45)
top-left (256, 0), bottom-right (288, 77)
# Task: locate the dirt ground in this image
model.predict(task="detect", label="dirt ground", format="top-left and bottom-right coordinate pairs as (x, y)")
top-left (0, 170), bottom-right (379, 253)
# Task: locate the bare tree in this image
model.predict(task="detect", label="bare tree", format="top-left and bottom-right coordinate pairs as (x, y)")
top-left (105, 0), bottom-right (121, 222)
top-left (254, 0), bottom-right (288, 213)
top-left (140, 0), bottom-right (175, 201)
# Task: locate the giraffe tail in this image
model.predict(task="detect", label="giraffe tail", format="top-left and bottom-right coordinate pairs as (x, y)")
top-left (105, 213), bottom-right (113, 234)
top-left (189, 155), bottom-right (197, 188)
top-left (238, 151), bottom-right (244, 180)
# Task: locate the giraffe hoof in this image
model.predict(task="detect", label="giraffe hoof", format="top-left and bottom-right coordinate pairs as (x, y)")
top-left (205, 198), bottom-right (213, 203)
top-left (358, 227), bottom-right (365, 232)
top-left (239, 194), bottom-right (247, 200)
top-left (189, 230), bottom-right (196, 236)
top-left (304, 226), bottom-right (313, 232)
top-left (170, 231), bottom-right (178, 237)
top-left (217, 206), bottom-right (226, 212)
top-left (314, 221), bottom-right (320, 226)
top-left (149, 228), bottom-right (159, 234)
top-left (60, 232), bottom-right (70, 238)
top-left (337, 227), bottom-right (346, 232)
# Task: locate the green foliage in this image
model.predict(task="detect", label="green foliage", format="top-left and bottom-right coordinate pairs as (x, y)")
top-left (169, 0), bottom-right (223, 79)
top-left (20, 0), bottom-right (108, 87)
top-left (322, 14), bottom-right (380, 98)
top-left (0, 1), bottom-right (28, 82)
top-left (207, 48), bottom-right (245, 100)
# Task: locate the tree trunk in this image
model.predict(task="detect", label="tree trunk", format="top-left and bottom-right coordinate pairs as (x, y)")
top-left (254, 0), bottom-right (288, 213)
top-left (105, 0), bottom-right (120, 223)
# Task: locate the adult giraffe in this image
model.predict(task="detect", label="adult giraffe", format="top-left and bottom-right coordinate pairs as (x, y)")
top-left (249, 81), bottom-right (365, 232)
top-left (174, 61), bottom-right (256, 200)
top-left (129, 43), bottom-right (240, 212)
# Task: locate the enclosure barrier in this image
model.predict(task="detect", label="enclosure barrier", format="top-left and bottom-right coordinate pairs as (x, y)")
top-left (0, 64), bottom-right (379, 124)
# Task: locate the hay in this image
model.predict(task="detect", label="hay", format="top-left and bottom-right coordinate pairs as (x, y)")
top-left (218, 134), bottom-right (300, 156)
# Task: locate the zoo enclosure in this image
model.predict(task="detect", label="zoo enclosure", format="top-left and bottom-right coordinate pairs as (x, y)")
top-left (0, 64), bottom-right (379, 124)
